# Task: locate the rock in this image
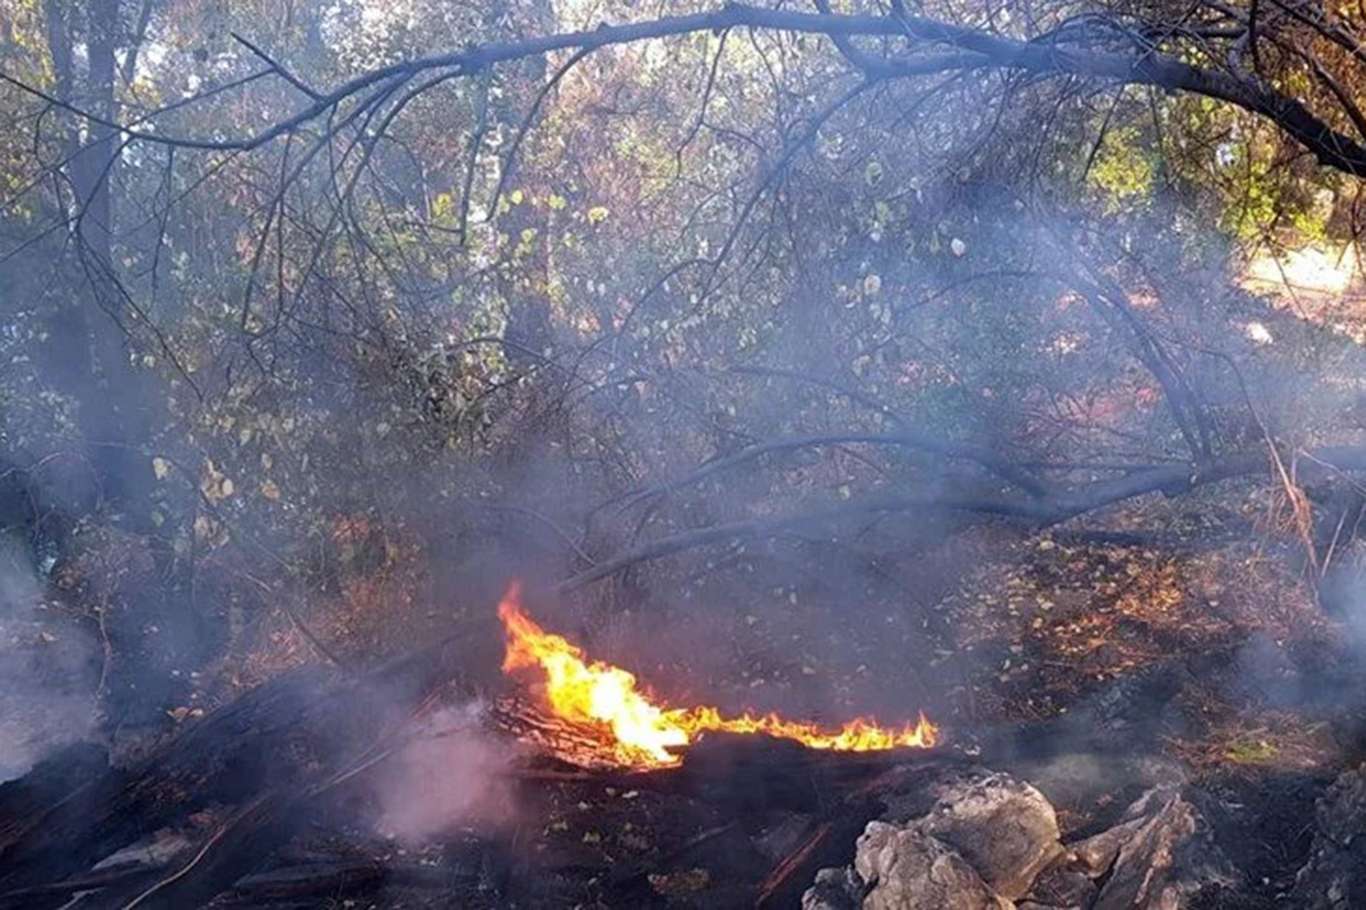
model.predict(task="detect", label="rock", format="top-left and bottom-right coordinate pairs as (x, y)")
top-left (1290, 765), bottom-right (1366, 909)
top-left (912, 771), bottom-right (1063, 900)
top-left (1312, 764), bottom-right (1366, 847)
top-left (1090, 786), bottom-right (1238, 910)
top-left (807, 770), bottom-right (1064, 908)
top-left (1070, 815), bottom-right (1149, 876)
top-left (853, 821), bottom-right (1005, 910)
top-left (1023, 857), bottom-right (1097, 909)
top-left (802, 865), bottom-right (865, 910)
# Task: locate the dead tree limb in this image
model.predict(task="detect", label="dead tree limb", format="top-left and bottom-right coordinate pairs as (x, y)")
top-left (559, 446), bottom-right (1366, 592)
top-left (609, 432), bottom-right (1048, 509)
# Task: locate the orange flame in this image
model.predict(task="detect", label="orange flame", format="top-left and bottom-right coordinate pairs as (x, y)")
top-left (497, 583), bottom-right (938, 767)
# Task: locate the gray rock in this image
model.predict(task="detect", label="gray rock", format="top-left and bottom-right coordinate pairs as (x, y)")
top-left (912, 771), bottom-right (1064, 900)
top-left (802, 865), bottom-right (865, 910)
top-left (1024, 857), bottom-right (1097, 909)
top-left (1090, 786), bottom-right (1238, 910)
top-left (853, 821), bottom-right (1006, 910)
top-left (1291, 765), bottom-right (1366, 909)
top-left (806, 770), bottom-right (1243, 910)
top-left (1070, 816), bottom-right (1148, 876)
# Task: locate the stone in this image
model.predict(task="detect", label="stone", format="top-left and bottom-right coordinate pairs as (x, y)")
top-left (1290, 765), bottom-right (1366, 909)
top-left (853, 821), bottom-right (1005, 910)
top-left (802, 865), bottom-right (865, 910)
top-left (912, 771), bottom-right (1064, 900)
top-left (806, 770), bottom-right (1246, 910)
top-left (1024, 857), bottom-right (1098, 909)
top-left (1070, 816), bottom-right (1148, 876)
top-left (1090, 786), bottom-right (1239, 910)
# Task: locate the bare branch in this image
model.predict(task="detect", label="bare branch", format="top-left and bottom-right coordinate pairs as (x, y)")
top-left (5, 4), bottom-right (1366, 177)
top-left (231, 33), bottom-right (324, 101)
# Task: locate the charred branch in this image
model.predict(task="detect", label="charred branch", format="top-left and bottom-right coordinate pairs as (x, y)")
top-left (0, 635), bottom-right (475, 896)
top-left (610, 432), bottom-right (1049, 510)
top-left (560, 446), bottom-right (1366, 591)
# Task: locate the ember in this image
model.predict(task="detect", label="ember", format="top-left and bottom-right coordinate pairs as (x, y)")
top-left (498, 583), bottom-right (938, 767)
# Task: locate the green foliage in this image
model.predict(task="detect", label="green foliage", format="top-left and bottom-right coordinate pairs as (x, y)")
top-left (1087, 126), bottom-right (1154, 212)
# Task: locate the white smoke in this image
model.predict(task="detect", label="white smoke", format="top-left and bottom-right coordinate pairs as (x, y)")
top-left (371, 701), bottom-right (520, 843)
top-left (0, 530), bottom-right (98, 781)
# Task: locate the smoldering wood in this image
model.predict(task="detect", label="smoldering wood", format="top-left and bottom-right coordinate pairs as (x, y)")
top-left (231, 861), bottom-right (460, 899)
top-left (3, 626), bottom-right (1264, 910)
top-left (0, 864), bottom-right (164, 908)
top-left (0, 740), bottom-right (109, 857)
top-left (0, 633), bottom-right (475, 899)
top-left (0, 668), bottom-right (962, 909)
top-left (7, 670), bottom-right (1281, 910)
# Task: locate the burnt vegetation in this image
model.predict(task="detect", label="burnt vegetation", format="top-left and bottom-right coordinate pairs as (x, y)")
top-left (4, 0), bottom-right (1366, 907)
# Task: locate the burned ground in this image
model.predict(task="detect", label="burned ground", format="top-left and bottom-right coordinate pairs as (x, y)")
top-left (6, 476), bottom-right (1366, 908)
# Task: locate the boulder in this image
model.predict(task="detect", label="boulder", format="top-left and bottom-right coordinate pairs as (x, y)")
top-left (805, 770), bottom-right (1064, 909)
top-left (912, 771), bottom-right (1063, 900)
top-left (802, 865), bottom-right (865, 910)
top-left (805, 770), bottom-right (1241, 910)
top-left (1089, 786), bottom-right (1238, 910)
top-left (1022, 858), bottom-right (1097, 909)
top-left (1069, 814), bottom-right (1148, 877)
top-left (854, 821), bottom-right (1006, 910)
top-left (1290, 765), bottom-right (1366, 909)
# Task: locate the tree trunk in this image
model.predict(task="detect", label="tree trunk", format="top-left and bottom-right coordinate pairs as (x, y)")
top-left (40, 0), bottom-right (158, 522)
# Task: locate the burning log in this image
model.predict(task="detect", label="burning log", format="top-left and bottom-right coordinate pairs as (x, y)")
top-left (0, 584), bottom-right (951, 909)
top-left (496, 582), bottom-right (938, 769)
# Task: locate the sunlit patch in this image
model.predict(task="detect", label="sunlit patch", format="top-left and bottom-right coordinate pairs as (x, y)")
top-left (1050, 332), bottom-right (1084, 355)
top-left (1244, 245), bottom-right (1358, 296)
top-left (1245, 321), bottom-right (1274, 345)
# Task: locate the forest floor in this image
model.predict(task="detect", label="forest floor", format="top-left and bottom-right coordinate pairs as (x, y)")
top-left (8, 426), bottom-right (1366, 906)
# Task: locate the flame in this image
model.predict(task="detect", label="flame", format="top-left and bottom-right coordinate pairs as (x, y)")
top-left (497, 583), bottom-right (938, 767)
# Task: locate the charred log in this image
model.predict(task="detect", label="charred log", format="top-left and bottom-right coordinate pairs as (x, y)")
top-left (0, 634), bottom-right (473, 897)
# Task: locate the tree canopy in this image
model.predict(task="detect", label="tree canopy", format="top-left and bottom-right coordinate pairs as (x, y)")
top-left (1, 0), bottom-right (1365, 745)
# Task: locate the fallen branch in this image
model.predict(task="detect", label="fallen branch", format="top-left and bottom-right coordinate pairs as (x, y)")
top-left (559, 446), bottom-right (1366, 591)
top-left (0, 864), bottom-right (164, 908)
top-left (0, 631), bottom-right (475, 897)
top-left (231, 861), bottom-right (457, 900)
top-left (608, 432), bottom-right (1048, 509)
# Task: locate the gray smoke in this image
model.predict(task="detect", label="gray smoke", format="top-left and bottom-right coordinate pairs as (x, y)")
top-left (371, 701), bottom-right (521, 844)
top-left (0, 529), bottom-right (98, 782)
